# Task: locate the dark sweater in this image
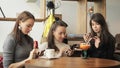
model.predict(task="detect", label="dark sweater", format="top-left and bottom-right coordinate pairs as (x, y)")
top-left (87, 35), bottom-right (115, 59)
top-left (3, 33), bottom-right (33, 68)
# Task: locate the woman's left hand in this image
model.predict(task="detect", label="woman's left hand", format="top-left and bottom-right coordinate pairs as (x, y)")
top-left (65, 49), bottom-right (74, 56)
top-left (93, 36), bottom-right (100, 48)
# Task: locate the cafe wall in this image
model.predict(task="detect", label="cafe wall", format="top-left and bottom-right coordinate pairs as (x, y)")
top-left (106, 0), bottom-right (120, 36)
top-left (0, 0), bottom-right (120, 52)
top-left (0, 0), bottom-right (45, 52)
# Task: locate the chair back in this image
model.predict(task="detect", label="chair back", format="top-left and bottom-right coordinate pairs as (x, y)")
top-left (115, 34), bottom-right (120, 49)
top-left (0, 56), bottom-right (3, 68)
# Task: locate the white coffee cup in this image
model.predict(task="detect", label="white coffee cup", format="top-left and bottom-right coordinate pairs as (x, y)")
top-left (44, 49), bottom-right (55, 58)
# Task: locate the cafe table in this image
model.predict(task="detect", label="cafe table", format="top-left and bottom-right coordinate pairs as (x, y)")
top-left (25, 57), bottom-right (120, 68)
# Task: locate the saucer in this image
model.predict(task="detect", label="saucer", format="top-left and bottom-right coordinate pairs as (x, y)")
top-left (39, 56), bottom-right (59, 60)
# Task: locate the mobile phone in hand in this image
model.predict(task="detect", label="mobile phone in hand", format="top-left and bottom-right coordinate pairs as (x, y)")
top-left (34, 41), bottom-right (38, 49)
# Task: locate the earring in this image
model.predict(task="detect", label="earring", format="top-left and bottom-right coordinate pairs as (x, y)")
top-left (18, 26), bottom-right (22, 30)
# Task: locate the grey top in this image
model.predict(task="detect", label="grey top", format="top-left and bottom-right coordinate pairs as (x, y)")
top-left (3, 33), bottom-right (33, 68)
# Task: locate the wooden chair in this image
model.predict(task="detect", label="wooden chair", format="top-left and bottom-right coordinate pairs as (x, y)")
top-left (0, 53), bottom-right (3, 68)
top-left (114, 33), bottom-right (120, 61)
top-left (115, 33), bottom-right (120, 54)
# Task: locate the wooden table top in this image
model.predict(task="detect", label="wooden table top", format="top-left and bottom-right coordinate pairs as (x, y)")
top-left (25, 57), bottom-right (120, 68)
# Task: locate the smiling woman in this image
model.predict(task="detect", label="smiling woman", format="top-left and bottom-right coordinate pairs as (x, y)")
top-left (39, 18), bottom-right (73, 57)
top-left (3, 11), bottom-right (40, 68)
top-left (83, 13), bottom-right (115, 60)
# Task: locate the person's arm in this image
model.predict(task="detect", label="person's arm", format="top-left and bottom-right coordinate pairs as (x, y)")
top-left (3, 35), bottom-right (38, 68)
top-left (8, 49), bottom-right (37, 68)
top-left (3, 35), bottom-right (16, 68)
top-left (83, 33), bottom-right (92, 43)
top-left (106, 36), bottom-right (115, 59)
top-left (61, 45), bottom-right (73, 57)
top-left (97, 36), bottom-right (115, 59)
top-left (56, 50), bottom-right (63, 58)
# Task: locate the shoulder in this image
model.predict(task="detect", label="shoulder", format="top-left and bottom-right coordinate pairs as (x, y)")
top-left (106, 34), bottom-right (116, 47)
top-left (3, 33), bottom-right (16, 51)
top-left (108, 34), bottom-right (115, 42)
top-left (5, 33), bottom-right (16, 44)
top-left (7, 33), bottom-right (15, 40)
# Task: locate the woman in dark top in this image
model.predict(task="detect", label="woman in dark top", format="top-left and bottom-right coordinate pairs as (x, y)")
top-left (3, 11), bottom-right (38, 68)
top-left (83, 13), bottom-right (115, 59)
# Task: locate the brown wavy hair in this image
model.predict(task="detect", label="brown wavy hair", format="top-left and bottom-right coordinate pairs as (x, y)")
top-left (11, 11), bottom-right (35, 44)
top-left (47, 18), bottom-right (68, 51)
top-left (90, 13), bottom-right (114, 45)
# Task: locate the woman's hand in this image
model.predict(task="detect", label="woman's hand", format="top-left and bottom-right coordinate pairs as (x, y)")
top-left (58, 47), bottom-right (66, 57)
top-left (65, 49), bottom-right (74, 56)
top-left (27, 49), bottom-right (39, 60)
top-left (83, 33), bottom-right (92, 43)
top-left (93, 36), bottom-right (100, 48)
top-left (61, 47), bottom-right (73, 56)
top-left (39, 50), bottom-right (45, 56)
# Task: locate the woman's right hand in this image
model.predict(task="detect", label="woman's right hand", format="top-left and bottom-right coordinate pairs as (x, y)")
top-left (28, 49), bottom-right (39, 60)
top-left (83, 33), bottom-right (92, 43)
top-left (60, 47), bottom-right (73, 56)
top-left (93, 36), bottom-right (100, 48)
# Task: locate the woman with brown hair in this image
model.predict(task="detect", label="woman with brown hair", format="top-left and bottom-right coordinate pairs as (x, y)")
top-left (83, 13), bottom-right (115, 59)
top-left (3, 11), bottom-right (38, 68)
top-left (39, 18), bottom-right (73, 57)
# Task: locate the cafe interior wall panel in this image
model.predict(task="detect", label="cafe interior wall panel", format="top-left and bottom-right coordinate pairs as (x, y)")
top-left (1, 0), bottom-right (120, 52)
top-left (77, 0), bottom-right (87, 34)
top-left (0, 21), bottom-right (44, 52)
top-left (94, 0), bottom-right (106, 18)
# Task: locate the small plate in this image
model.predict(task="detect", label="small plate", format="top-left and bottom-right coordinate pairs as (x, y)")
top-left (39, 56), bottom-right (59, 60)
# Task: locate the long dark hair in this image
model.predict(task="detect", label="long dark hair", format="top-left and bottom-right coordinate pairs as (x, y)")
top-left (90, 13), bottom-right (113, 44)
top-left (11, 11), bottom-right (35, 44)
top-left (47, 18), bottom-right (68, 51)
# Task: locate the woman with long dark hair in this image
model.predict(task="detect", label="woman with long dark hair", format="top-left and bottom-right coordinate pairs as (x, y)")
top-left (3, 11), bottom-right (38, 68)
top-left (83, 13), bottom-right (115, 59)
top-left (39, 18), bottom-right (73, 57)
